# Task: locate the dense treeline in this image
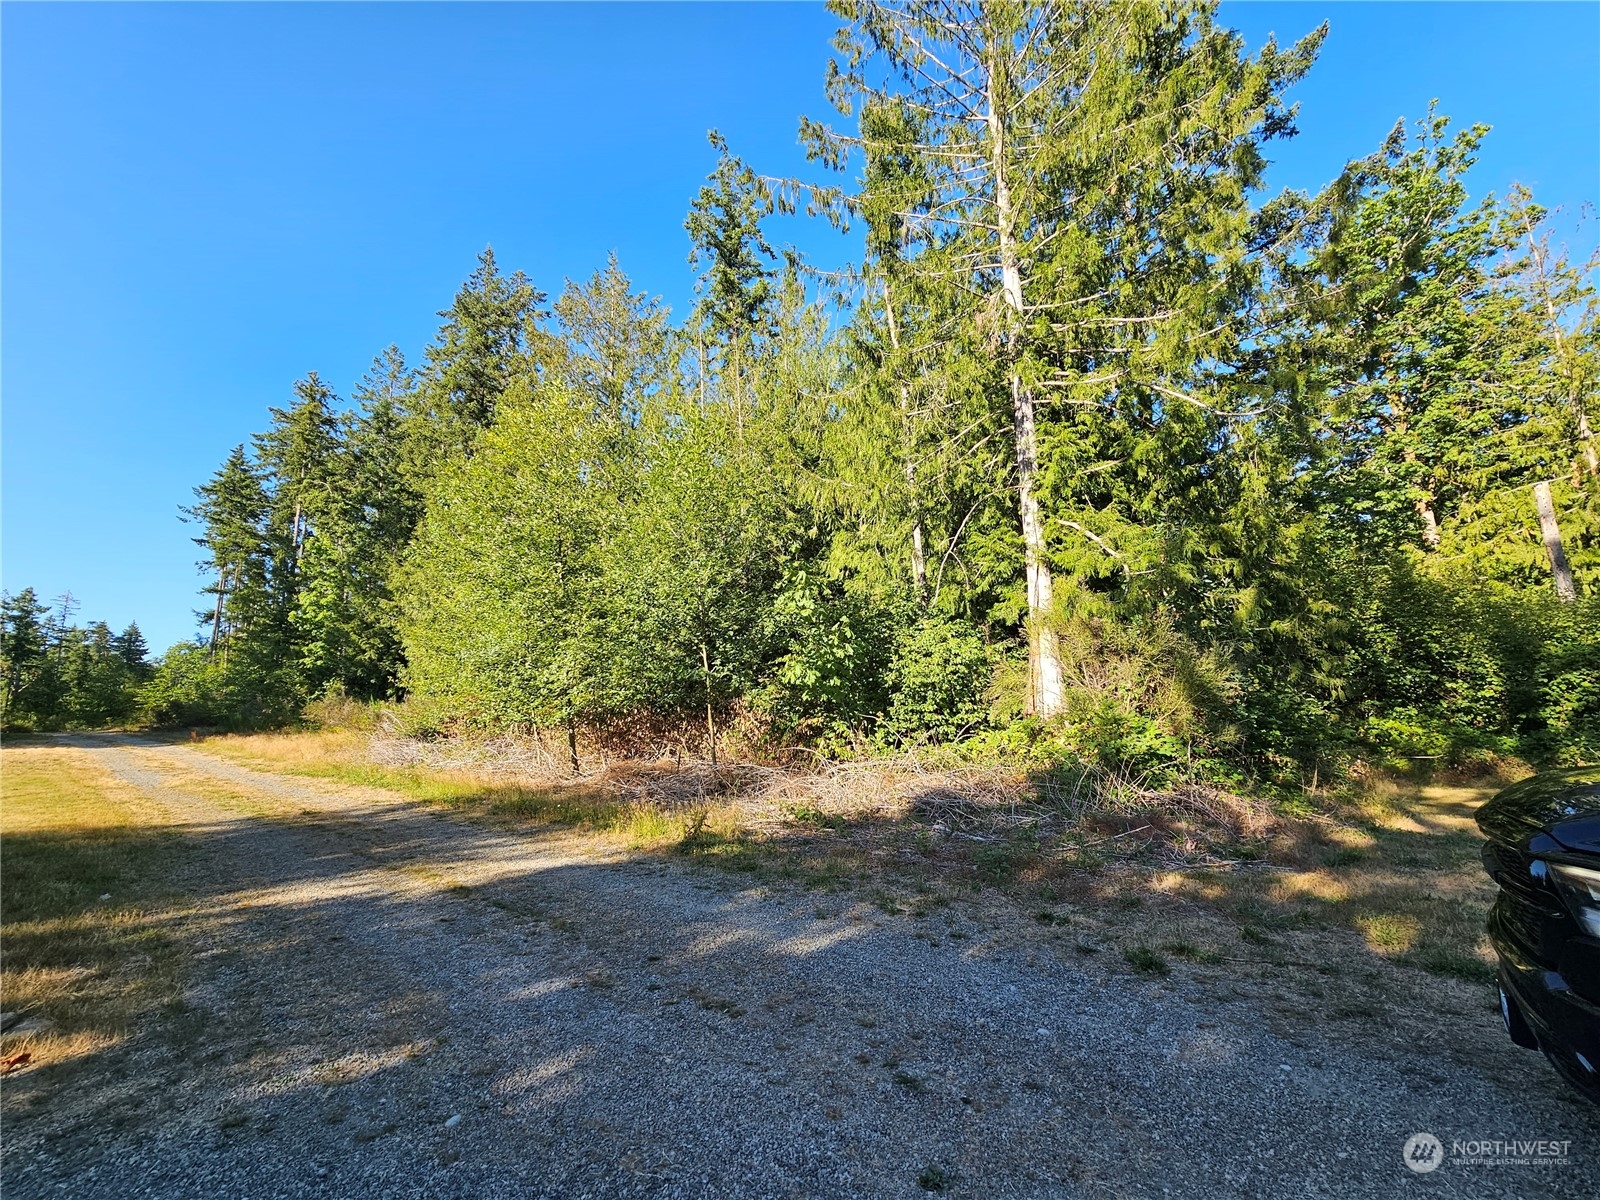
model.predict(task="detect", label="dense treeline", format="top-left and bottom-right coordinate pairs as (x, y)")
top-left (76, 2), bottom-right (1600, 776)
top-left (0, 590), bottom-right (150, 729)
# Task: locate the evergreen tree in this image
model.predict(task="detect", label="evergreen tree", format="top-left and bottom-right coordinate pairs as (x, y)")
top-left (686, 133), bottom-right (779, 349)
top-left (799, 0), bottom-right (1322, 716)
top-left (184, 445), bottom-right (271, 655)
top-left (410, 247), bottom-right (550, 460)
top-left (1, 588), bottom-right (54, 727)
top-left (256, 372), bottom-right (342, 570)
top-left (1297, 112), bottom-right (1510, 552)
top-left (2, 592), bottom-right (149, 728)
top-left (111, 622), bottom-right (150, 674)
top-left (554, 252), bottom-right (673, 427)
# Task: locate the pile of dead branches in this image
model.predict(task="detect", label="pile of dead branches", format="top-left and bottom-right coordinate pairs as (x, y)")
top-left (368, 731), bottom-right (1278, 868)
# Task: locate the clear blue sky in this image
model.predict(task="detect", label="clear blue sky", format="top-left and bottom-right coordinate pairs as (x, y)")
top-left (4, 2), bottom-right (1597, 653)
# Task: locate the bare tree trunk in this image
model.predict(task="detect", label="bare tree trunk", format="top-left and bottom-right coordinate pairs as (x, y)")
top-left (883, 279), bottom-right (928, 601)
top-left (700, 642), bottom-right (717, 767)
top-left (1394, 415), bottom-right (1440, 549)
top-left (1579, 411), bottom-right (1600, 476)
top-left (210, 568), bottom-right (227, 653)
top-left (566, 717), bottom-right (580, 773)
top-left (988, 55), bottom-right (1064, 718)
top-left (910, 512), bottom-right (928, 602)
top-left (1524, 226), bottom-right (1600, 476)
top-left (1533, 480), bottom-right (1577, 602)
top-left (1416, 498), bottom-right (1441, 549)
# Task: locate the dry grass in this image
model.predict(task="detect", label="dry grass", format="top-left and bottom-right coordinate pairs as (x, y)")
top-left (191, 729), bottom-right (1508, 994)
top-left (0, 745), bottom-right (191, 1074)
top-left (193, 729), bottom-right (744, 850)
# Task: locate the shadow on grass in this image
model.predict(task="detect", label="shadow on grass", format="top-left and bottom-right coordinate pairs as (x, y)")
top-left (303, 731), bottom-right (1512, 988)
top-left (662, 764), bottom-right (1506, 990)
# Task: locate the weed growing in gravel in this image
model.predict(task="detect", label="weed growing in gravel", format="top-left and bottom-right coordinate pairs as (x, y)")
top-left (871, 889), bottom-right (904, 915)
top-left (917, 1163), bottom-right (950, 1191)
top-left (1163, 939), bottom-right (1221, 965)
top-left (685, 987), bottom-right (745, 1017)
top-left (1123, 946), bottom-right (1170, 976)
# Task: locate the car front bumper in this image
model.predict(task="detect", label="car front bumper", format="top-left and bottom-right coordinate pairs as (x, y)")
top-left (1491, 918), bottom-right (1600, 1104)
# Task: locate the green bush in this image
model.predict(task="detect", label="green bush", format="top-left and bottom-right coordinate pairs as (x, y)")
top-left (756, 573), bottom-right (899, 747)
top-left (138, 643), bottom-right (228, 727)
top-left (879, 617), bottom-right (993, 746)
top-left (138, 641), bottom-right (303, 731)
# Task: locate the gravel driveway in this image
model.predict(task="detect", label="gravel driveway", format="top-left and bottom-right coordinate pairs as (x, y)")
top-left (5, 734), bottom-right (1597, 1199)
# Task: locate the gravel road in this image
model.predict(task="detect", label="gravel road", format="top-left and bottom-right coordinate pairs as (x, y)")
top-left (4, 733), bottom-right (1597, 1199)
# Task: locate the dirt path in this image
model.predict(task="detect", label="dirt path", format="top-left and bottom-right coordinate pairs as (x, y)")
top-left (5, 734), bottom-right (1597, 1198)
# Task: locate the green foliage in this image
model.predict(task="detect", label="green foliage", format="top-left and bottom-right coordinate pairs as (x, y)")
top-left (686, 132), bottom-right (778, 347)
top-left (755, 572), bottom-right (899, 746)
top-left (412, 246), bottom-right (550, 453)
top-left (879, 618), bottom-right (992, 746)
top-left (1, 590), bottom-right (150, 730)
top-left (138, 642), bottom-right (228, 728)
top-left (1530, 600), bottom-right (1600, 764)
top-left (398, 378), bottom-right (624, 730)
top-left (171, 4), bottom-right (1597, 779)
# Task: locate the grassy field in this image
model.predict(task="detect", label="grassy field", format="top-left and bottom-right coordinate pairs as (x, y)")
top-left (0, 742), bottom-right (194, 1073)
top-left (193, 729), bottom-right (1508, 993)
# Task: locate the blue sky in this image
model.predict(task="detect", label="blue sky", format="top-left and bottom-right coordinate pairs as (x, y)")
top-left (4, 2), bottom-right (1597, 653)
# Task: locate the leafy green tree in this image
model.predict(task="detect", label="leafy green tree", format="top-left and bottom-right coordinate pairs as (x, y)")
top-left (139, 641), bottom-right (229, 727)
top-left (606, 397), bottom-right (795, 761)
top-left (554, 252), bottom-right (673, 427)
top-left (164, 14), bottom-right (1597, 772)
top-left (398, 379), bottom-right (626, 765)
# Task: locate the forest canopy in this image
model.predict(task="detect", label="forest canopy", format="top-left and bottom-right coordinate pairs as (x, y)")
top-left (8, 1), bottom-right (1596, 781)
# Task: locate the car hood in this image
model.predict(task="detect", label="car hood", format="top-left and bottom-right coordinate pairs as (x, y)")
top-left (1476, 767), bottom-right (1600, 856)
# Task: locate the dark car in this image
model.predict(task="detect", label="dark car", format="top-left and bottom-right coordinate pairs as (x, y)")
top-left (1477, 766), bottom-right (1600, 1103)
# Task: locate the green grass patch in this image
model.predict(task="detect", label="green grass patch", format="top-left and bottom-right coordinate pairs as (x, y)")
top-left (1163, 939), bottom-right (1222, 964)
top-left (1123, 945), bottom-right (1171, 976)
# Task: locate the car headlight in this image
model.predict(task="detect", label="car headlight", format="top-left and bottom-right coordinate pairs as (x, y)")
top-left (1548, 863), bottom-right (1600, 940)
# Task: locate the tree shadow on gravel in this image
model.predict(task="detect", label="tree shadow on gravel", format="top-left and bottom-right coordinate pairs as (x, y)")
top-left (11, 735), bottom-right (1600, 1200)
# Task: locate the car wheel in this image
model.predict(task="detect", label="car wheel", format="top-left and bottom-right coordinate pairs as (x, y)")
top-left (1500, 983), bottom-right (1539, 1050)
